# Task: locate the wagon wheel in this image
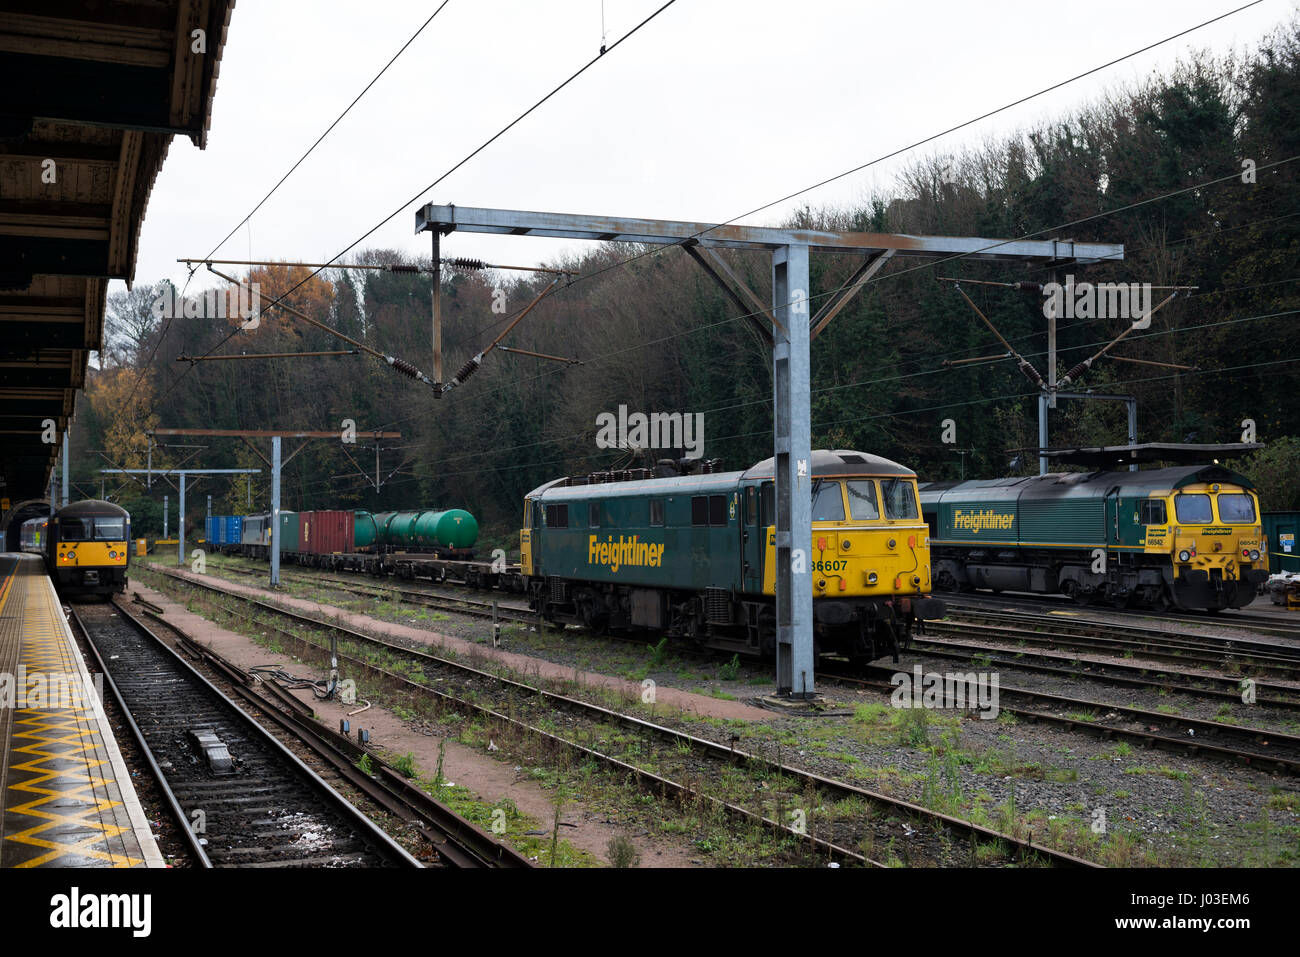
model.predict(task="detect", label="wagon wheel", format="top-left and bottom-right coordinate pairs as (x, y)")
top-left (577, 593), bottom-right (610, 634)
top-left (1063, 580), bottom-right (1089, 605)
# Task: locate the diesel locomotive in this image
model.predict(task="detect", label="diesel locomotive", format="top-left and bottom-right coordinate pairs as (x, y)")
top-left (521, 449), bottom-right (946, 662)
top-left (919, 464), bottom-right (1268, 611)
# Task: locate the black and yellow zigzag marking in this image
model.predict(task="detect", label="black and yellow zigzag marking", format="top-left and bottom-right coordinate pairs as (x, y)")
top-left (2, 565), bottom-right (145, 868)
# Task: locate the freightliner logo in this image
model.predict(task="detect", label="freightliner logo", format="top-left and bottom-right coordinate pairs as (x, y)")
top-left (589, 535), bottom-right (665, 572)
top-left (952, 509), bottom-right (1014, 533)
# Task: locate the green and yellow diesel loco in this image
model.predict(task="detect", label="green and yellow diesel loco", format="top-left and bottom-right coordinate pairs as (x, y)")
top-left (520, 450), bottom-right (946, 662)
top-left (919, 464), bottom-right (1267, 611)
top-left (37, 500), bottom-right (131, 598)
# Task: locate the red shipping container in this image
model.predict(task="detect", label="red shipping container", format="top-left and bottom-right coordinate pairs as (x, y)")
top-left (300, 510), bottom-right (354, 555)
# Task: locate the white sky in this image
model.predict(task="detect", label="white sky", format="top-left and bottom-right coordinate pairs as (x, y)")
top-left (125, 0), bottom-right (1291, 296)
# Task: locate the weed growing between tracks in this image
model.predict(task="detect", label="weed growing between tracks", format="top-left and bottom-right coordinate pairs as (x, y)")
top-left (137, 565), bottom-right (1300, 867)
top-left (137, 567), bottom-right (844, 866)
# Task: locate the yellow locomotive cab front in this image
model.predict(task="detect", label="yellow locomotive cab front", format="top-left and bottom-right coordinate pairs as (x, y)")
top-left (762, 475), bottom-right (933, 599)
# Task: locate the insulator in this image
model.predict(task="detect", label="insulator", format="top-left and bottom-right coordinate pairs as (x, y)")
top-left (1012, 281), bottom-right (1043, 293)
top-left (446, 257), bottom-right (487, 271)
top-left (1061, 359), bottom-right (1091, 385)
top-left (387, 264), bottom-right (420, 273)
top-left (453, 356), bottom-right (481, 383)
top-left (386, 355), bottom-right (423, 379)
top-left (1016, 359), bottom-right (1044, 387)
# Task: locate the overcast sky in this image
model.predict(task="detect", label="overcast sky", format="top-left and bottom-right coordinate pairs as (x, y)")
top-left (125, 0), bottom-right (1290, 297)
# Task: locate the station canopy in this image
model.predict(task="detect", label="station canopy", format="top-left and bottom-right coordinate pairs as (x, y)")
top-left (0, 0), bottom-right (234, 505)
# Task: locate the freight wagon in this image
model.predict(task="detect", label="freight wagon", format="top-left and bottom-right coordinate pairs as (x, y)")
top-left (208, 507), bottom-right (479, 570)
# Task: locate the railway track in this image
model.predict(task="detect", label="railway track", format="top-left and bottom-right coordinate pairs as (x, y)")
top-left (252, 567), bottom-right (1300, 774)
top-left (944, 592), bottom-right (1300, 644)
top-left (906, 633), bottom-right (1300, 708)
top-left (818, 664), bottom-right (1300, 776)
top-left (206, 560), bottom-right (536, 625)
top-left (148, 565), bottom-right (1099, 868)
top-left (206, 558), bottom-right (1300, 708)
top-left (69, 600), bottom-right (420, 868)
top-left (125, 597), bottom-right (533, 868)
top-left (929, 612), bottom-right (1300, 678)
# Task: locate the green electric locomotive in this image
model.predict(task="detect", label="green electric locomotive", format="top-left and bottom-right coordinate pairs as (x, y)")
top-left (521, 450), bottom-right (946, 662)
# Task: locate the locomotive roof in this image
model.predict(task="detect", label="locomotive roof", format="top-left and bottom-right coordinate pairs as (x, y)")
top-left (527, 471), bottom-right (747, 500)
top-left (527, 450), bottom-right (914, 499)
top-left (743, 449), bottom-right (914, 480)
top-left (56, 499), bottom-right (129, 517)
top-left (918, 464), bottom-right (1254, 501)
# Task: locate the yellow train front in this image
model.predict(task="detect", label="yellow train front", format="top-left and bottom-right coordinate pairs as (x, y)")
top-left (521, 449), bottom-right (945, 663)
top-left (44, 500), bottom-right (131, 598)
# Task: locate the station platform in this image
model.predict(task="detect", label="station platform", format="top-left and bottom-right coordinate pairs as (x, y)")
top-left (0, 554), bottom-right (162, 868)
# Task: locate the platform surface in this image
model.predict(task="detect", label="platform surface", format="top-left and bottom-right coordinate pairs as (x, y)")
top-left (0, 554), bottom-right (162, 867)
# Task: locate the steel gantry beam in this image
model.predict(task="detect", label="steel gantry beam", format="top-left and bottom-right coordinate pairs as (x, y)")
top-left (416, 204), bottom-right (1124, 698)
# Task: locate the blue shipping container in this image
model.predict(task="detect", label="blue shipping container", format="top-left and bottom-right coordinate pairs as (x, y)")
top-left (205, 516), bottom-right (220, 544)
top-left (225, 515), bottom-right (242, 546)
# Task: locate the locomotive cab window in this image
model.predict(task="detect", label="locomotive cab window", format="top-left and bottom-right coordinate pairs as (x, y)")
top-left (882, 478), bottom-right (919, 520)
top-left (589, 502), bottom-right (600, 528)
top-left (1174, 494), bottom-right (1212, 525)
top-left (95, 517), bottom-right (127, 540)
top-left (744, 487), bottom-right (757, 524)
top-left (761, 482), bottom-right (774, 527)
top-left (811, 481), bottom-right (845, 522)
top-left (58, 519), bottom-right (92, 541)
top-left (649, 500), bottom-right (665, 527)
top-left (846, 480), bottom-right (880, 521)
top-left (1140, 500), bottom-right (1167, 525)
top-left (1217, 493), bottom-right (1256, 524)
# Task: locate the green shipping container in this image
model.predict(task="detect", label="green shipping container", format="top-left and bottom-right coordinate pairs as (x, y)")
top-left (1263, 512), bottom-right (1300, 573)
top-left (278, 510), bottom-right (299, 553)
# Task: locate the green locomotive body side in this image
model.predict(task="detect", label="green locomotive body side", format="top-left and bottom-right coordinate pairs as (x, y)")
top-left (530, 471), bottom-right (746, 593)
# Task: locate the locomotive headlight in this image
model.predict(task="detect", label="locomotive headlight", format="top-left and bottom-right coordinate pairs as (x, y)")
top-left (867, 571), bottom-right (878, 585)
top-left (842, 539), bottom-right (851, 550)
top-left (1251, 549), bottom-right (1261, 561)
top-left (1178, 549), bottom-right (1191, 562)
top-left (887, 538), bottom-right (896, 550)
top-left (108, 551), bottom-right (117, 560)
